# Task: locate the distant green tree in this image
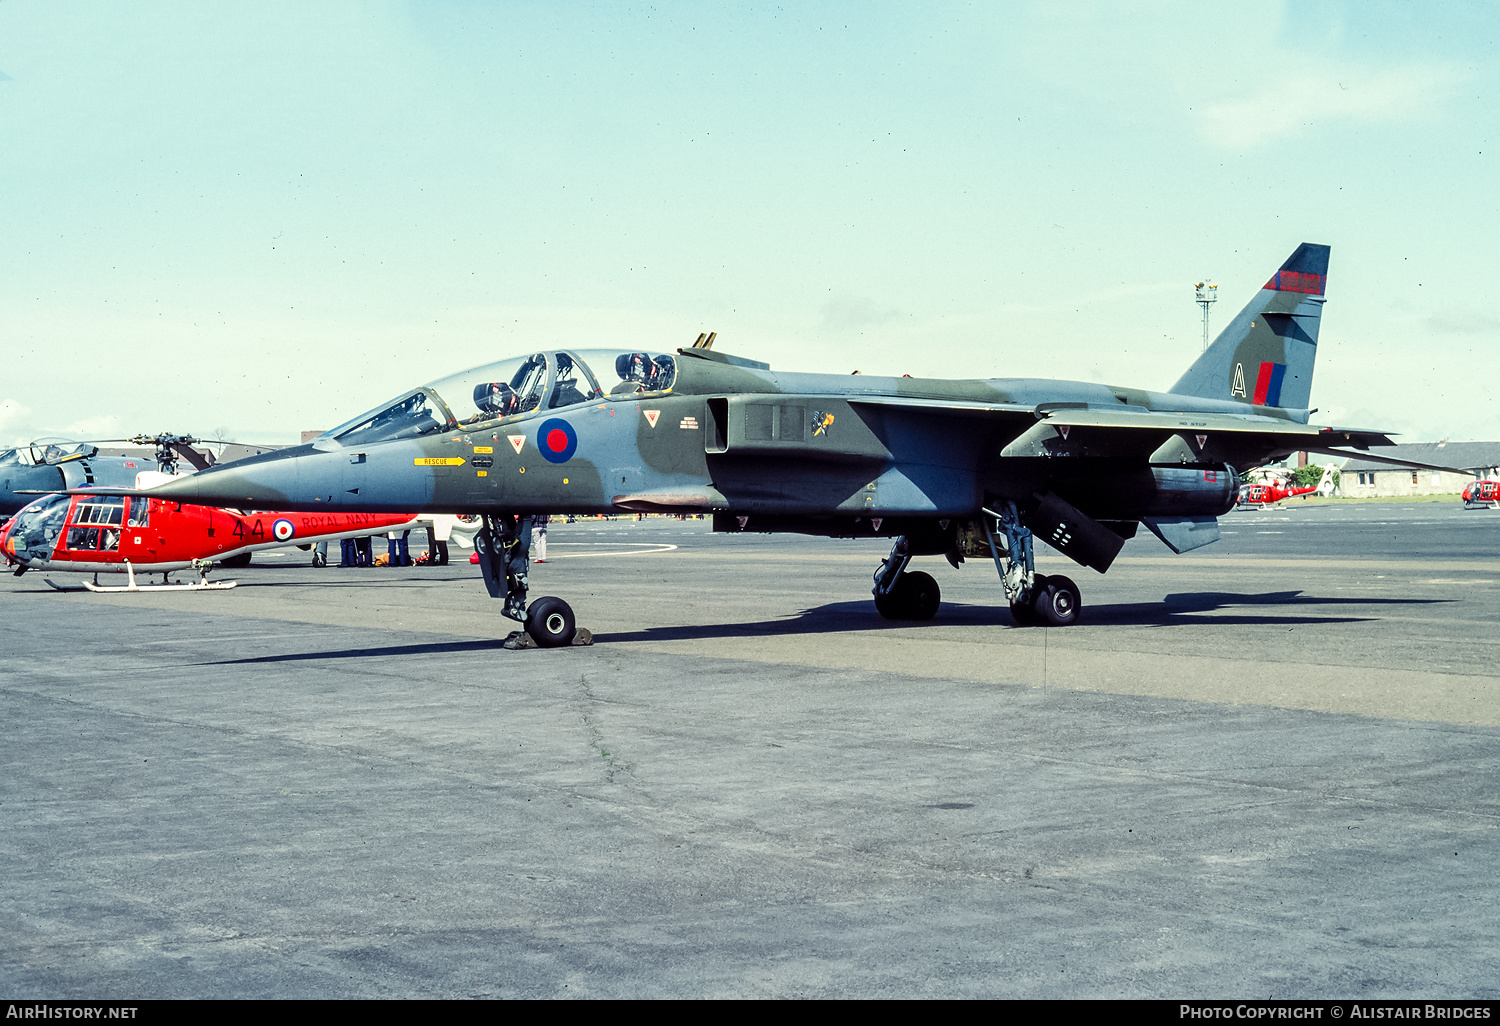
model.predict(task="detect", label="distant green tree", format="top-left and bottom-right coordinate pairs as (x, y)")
top-left (1292, 464), bottom-right (1327, 489)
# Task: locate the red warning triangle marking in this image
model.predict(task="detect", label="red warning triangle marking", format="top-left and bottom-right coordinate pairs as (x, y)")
top-left (507, 435), bottom-right (525, 455)
top-left (643, 410), bottom-right (660, 428)
top-left (1196, 433), bottom-right (1208, 449)
top-left (1058, 425), bottom-right (1071, 440)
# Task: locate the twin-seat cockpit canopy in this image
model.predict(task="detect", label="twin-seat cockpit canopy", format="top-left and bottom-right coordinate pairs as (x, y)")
top-left (0, 439), bottom-right (98, 468)
top-left (322, 349), bottom-right (678, 448)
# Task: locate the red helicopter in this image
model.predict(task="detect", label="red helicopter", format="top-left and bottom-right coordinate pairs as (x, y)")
top-left (2, 489), bottom-right (418, 590)
top-left (1235, 465), bottom-right (1335, 508)
top-left (1463, 479), bottom-right (1500, 509)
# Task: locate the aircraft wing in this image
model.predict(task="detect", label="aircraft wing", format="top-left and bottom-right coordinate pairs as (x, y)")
top-left (1031, 406), bottom-right (1393, 445)
top-left (845, 397), bottom-right (1432, 471)
top-left (846, 396), bottom-right (1035, 416)
top-left (1021, 408), bottom-right (1482, 474)
top-left (1298, 446), bottom-right (1478, 475)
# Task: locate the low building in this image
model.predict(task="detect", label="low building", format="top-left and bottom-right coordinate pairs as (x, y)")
top-left (1336, 441), bottom-right (1500, 497)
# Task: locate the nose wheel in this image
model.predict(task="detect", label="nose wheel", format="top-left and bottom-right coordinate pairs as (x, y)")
top-left (476, 513), bottom-right (591, 649)
top-left (525, 596), bottom-right (578, 647)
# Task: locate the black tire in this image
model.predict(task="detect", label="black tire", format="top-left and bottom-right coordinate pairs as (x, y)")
top-left (1009, 573), bottom-right (1045, 627)
top-left (525, 596), bottom-right (577, 648)
top-left (311, 551), bottom-right (327, 568)
top-left (1033, 574), bottom-right (1081, 626)
top-left (220, 552), bottom-right (252, 569)
top-left (874, 571), bottom-right (941, 620)
top-left (898, 570), bottom-right (941, 620)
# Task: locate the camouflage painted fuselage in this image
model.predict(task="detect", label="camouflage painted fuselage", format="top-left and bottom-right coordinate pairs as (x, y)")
top-left (145, 348), bottom-right (1379, 529)
top-left (131, 243), bottom-right (1397, 570)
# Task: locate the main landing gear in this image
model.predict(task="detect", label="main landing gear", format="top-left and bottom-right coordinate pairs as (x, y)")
top-left (872, 535), bottom-right (942, 620)
top-left (981, 501), bottom-right (1081, 627)
top-left (870, 503), bottom-right (1084, 627)
top-left (474, 514), bottom-right (579, 648)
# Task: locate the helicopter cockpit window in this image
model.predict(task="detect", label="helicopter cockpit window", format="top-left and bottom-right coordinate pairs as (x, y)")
top-left (73, 496), bottom-right (125, 526)
top-left (10, 492), bottom-right (70, 561)
top-left (66, 496), bottom-right (124, 551)
top-left (331, 389), bottom-right (453, 447)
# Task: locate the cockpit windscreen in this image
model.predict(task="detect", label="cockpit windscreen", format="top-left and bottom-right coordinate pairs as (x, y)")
top-left (425, 349), bottom-right (677, 428)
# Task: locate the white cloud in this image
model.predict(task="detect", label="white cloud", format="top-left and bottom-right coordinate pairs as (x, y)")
top-left (1197, 62), bottom-right (1467, 148)
top-left (1425, 307), bottom-right (1500, 336)
top-left (1, 398), bottom-right (32, 441)
top-left (818, 295), bottom-right (903, 333)
top-left (61, 415), bottom-right (124, 441)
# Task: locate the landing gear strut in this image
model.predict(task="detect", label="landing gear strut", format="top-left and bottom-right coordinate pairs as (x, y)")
top-left (872, 534), bottom-right (941, 620)
top-left (981, 501), bottom-right (1082, 627)
top-left (474, 513), bottom-right (577, 647)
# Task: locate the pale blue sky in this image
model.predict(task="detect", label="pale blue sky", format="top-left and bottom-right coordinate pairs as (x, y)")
top-left (2, 1), bottom-right (1496, 445)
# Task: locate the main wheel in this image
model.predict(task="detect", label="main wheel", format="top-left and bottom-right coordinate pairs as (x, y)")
top-left (525, 596), bottom-right (577, 648)
top-left (1009, 573), bottom-right (1045, 626)
top-left (1032, 574), bottom-right (1081, 626)
top-left (311, 551), bottom-right (327, 568)
top-left (873, 571), bottom-right (941, 620)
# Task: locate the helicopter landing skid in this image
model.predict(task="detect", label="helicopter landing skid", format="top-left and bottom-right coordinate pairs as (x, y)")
top-left (57, 561), bottom-right (238, 593)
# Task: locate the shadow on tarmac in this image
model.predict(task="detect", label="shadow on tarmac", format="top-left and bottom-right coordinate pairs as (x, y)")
top-left (202, 638), bottom-right (507, 665)
top-left (593, 590), bottom-right (1448, 643)
top-left (188, 590), bottom-right (1451, 664)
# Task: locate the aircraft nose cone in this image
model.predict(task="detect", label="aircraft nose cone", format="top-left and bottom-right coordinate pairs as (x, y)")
top-left (147, 444), bottom-right (317, 507)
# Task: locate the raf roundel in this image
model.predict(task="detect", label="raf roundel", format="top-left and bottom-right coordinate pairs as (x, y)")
top-left (537, 418), bottom-right (578, 464)
top-left (272, 518), bottom-right (296, 542)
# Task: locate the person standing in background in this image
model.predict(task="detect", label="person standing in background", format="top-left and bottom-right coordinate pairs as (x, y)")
top-left (532, 514), bottom-right (550, 563)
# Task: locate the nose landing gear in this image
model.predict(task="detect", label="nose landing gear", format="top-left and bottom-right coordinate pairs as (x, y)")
top-left (475, 513), bottom-right (583, 648)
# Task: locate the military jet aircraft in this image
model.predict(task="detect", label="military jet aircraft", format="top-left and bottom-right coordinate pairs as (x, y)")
top-left (1, 439), bottom-right (148, 517)
top-left (91, 243), bottom-right (1454, 645)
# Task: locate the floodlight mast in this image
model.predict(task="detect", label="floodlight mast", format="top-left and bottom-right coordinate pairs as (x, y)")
top-left (1194, 281), bottom-right (1218, 352)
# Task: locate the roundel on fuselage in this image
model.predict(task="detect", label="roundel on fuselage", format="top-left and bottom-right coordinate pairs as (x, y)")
top-left (273, 518), bottom-right (295, 541)
top-left (537, 418), bottom-right (577, 464)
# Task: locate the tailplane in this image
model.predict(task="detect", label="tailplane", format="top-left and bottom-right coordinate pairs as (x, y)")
top-left (1171, 243), bottom-right (1329, 413)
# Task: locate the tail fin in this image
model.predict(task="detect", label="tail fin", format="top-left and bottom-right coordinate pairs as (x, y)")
top-left (1170, 243), bottom-right (1330, 412)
